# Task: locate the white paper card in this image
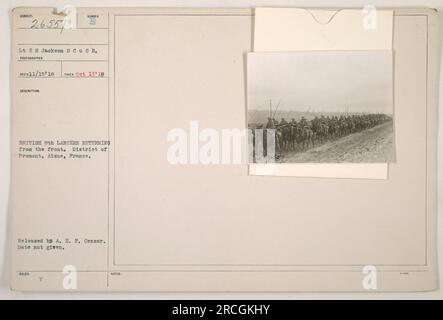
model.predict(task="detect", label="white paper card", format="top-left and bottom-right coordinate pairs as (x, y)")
top-left (250, 8), bottom-right (394, 179)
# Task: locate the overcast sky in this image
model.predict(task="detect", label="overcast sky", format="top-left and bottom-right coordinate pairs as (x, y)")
top-left (247, 51), bottom-right (393, 114)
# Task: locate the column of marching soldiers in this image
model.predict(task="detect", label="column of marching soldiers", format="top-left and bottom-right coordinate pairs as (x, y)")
top-left (253, 113), bottom-right (391, 155)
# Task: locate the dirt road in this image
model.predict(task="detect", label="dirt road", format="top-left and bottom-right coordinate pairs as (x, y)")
top-left (280, 121), bottom-right (395, 163)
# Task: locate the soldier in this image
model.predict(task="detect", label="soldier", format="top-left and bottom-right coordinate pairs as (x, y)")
top-left (272, 118), bottom-right (278, 127)
top-left (265, 117), bottom-right (275, 129)
top-left (299, 116), bottom-right (308, 127)
top-left (311, 116), bottom-right (320, 131)
top-left (320, 115), bottom-right (326, 125)
top-left (279, 118), bottom-right (288, 127)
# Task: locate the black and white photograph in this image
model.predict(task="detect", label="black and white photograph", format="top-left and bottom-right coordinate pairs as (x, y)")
top-left (247, 51), bottom-right (395, 163)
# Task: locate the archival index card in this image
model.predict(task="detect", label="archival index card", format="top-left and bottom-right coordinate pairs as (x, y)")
top-left (10, 7), bottom-right (438, 292)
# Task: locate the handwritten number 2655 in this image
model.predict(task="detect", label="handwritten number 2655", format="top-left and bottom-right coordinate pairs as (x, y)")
top-left (30, 19), bottom-right (64, 29)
